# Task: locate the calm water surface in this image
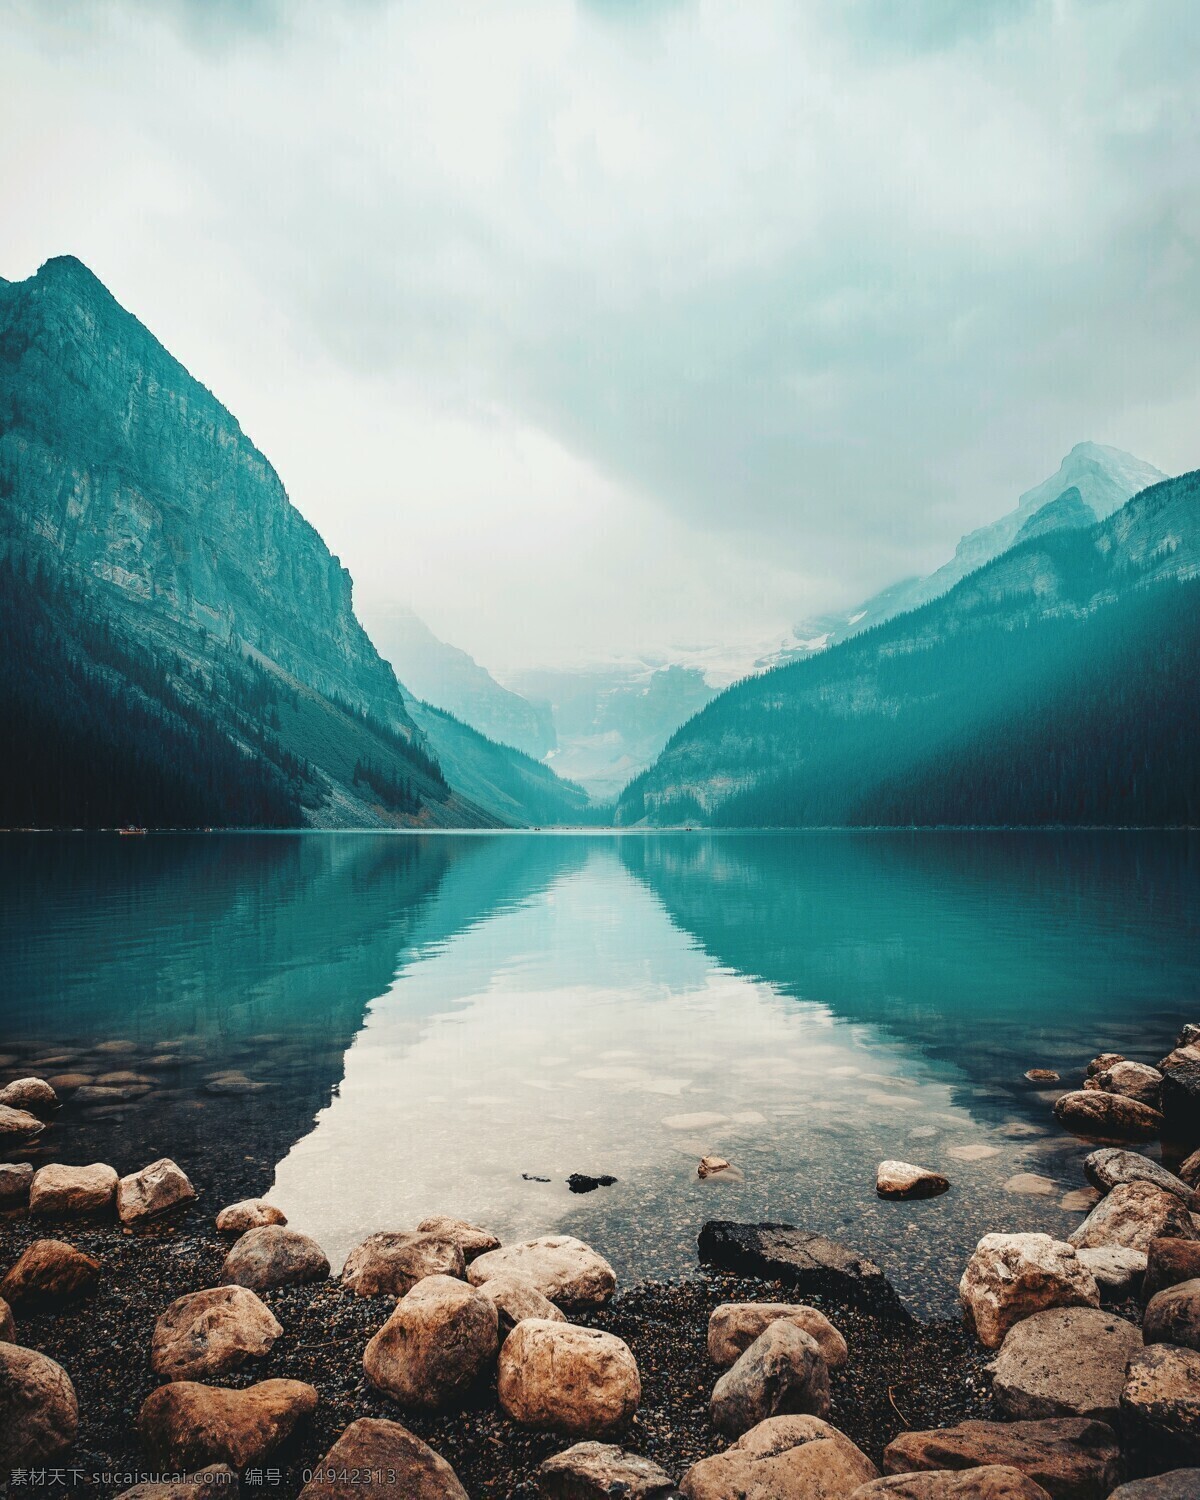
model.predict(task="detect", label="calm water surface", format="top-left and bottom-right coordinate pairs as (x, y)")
top-left (2, 831), bottom-right (1197, 1314)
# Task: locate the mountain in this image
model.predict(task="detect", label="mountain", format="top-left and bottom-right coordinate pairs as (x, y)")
top-left (0, 255), bottom-right (583, 829)
top-left (363, 603), bottom-right (556, 759)
top-left (617, 469), bottom-right (1200, 829)
top-left (781, 442), bottom-right (1166, 661)
top-left (505, 661), bottom-right (716, 802)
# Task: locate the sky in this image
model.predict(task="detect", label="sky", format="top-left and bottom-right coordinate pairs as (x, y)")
top-left (2, 0), bottom-right (1199, 673)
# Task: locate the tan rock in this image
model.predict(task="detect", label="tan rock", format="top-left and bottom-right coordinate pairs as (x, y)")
top-left (1105, 1473), bottom-right (1200, 1500)
top-left (476, 1272), bottom-right (566, 1336)
top-left (0, 1162), bottom-right (34, 1204)
top-left (883, 1418), bottom-right (1122, 1500)
top-left (363, 1274), bottom-right (498, 1409)
top-left (215, 1199), bottom-right (287, 1233)
top-left (698, 1155), bottom-right (741, 1180)
top-left (988, 1307), bottom-right (1142, 1423)
top-left (711, 1320), bottom-right (830, 1435)
top-left (118, 1158), bottom-right (196, 1223)
top-left (1025, 1071), bottom-right (1061, 1085)
top-left (1143, 1278), bottom-right (1200, 1352)
top-left (1086, 1053), bottom-right (1125, 1076)
top-left (0, 1295), bottom-right (14, 1341)
top-left (1083, 1148), bottom-right (1192, 1200)
top-left (538, 1441), bottom-right (677, 1498)
top-left (342, 1230), bottom-right (465, 1297)
top-left (1093, 1062), bottom-right (1162, 1109)
top-left (958, 1234), bottom-right (1099, 1349)
top-left (1053, 1090), bottom-right (1163, 1143)
top-left (138, 1379), bottom-right (318, 1470)
top-left (469, 1235), bottom-right (617, 1309)
top-left (416, 1215), bottom-right (501, 1262)
top-left (221, 1226), bottom-right (329, 1291)
top-left (113, 1466), bottom-right (239, 1499)
top-left (1178, 1147), bottom-right (1200, 1188)
top-left (680, 1414), bottom-right (878, 1499)
top-left (0, 1104), bottom-right (46, 1140)
top-left (0, 1078), bottom-right (58, 1116)
top-left (851, 1470), bottom-right (1052, 1498)
top-left (876, 1161), bottom-right (950, 1200)
top-left (152, 1285), bottom-right (283, 1381)
top-left (1143, 1237), bottom-right (1200, 1301)
top-left (1121, 1345), bottom-right (1200, 1462)
top-left (1074, 1246), bottom-right (1146, 1300)
top-left (297, 1418), bottom-right (467, 1500)
top-left (498, 1318), bottom-right (640, 1437)
top-left (1003, 1175), bottom-right (1056, 1196)
top-left (1068, 1180), bottom-right (1198, 1253)
top-left (46, 1073), bottom-right (92, 1093)
top-left (708, 1301), bottom-right (848, 1369)
top-left (30, 1161), bottom-right (118, 1217)
top-left (1059, 1188), bottom-right (1100, 1212)
top-left (0, 1343), bottom-right (79, 1467)
top-left (1, 1239), bottom-right (100, 1304)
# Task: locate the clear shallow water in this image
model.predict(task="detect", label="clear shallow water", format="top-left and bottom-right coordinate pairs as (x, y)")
top-left (1, 831), bottom-right (1197, 1315)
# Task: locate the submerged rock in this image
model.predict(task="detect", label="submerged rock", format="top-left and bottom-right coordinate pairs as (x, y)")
top-left (697, 1222), bottom-right (898, 1310)
top-left (710, 1320), bottom-right (830, 1435)
top-left (221, 1226), bottom-right (329, 1291)
top-left (0, 1104), bottom-right (45, 1140)
top-left (138, 1378), bottom-right (318, 1470)
top-left (117, 1158), bottom-right (196, 1223)
top-left (708, 1301), bottom-right (848, 1370)
top-left (215, 1199), bottom-right (287, 1233)
top-left (679, 1414), bottom-right (877, 1500)
top-left (470, 1236), bottom-right (617, 1309)
top-left (297, 1418), bottom-right (467, 1500)
top-left (958, 1234), bottom-right (1099, 1349)
top-left (151, 1285), bottom-right (283, 1381)
top-left (29, 1162), bottom-right (118, 1217)
top-left (988, 1307), bottom-right (1142, 1423)
top-left (567, 1174), bottom-right (618, 1194)
top-left (883, 1418), bottom-right (1122, 1500)
top-left (498, 1319), bottom-right (640, 1437)
top-left (0, 1343), bottom-right (79, 1467)
top-left (363, 1274), bottom-right (498, 1409)
top-left (1, 1239), bottom-right (100, 1304)
top-left (876, 1161), bottom-right (950, 1200)
top-left (342, 1231), bottom-right (465, 1298)
top-left (537, 1441), bottom-right (678, 1499)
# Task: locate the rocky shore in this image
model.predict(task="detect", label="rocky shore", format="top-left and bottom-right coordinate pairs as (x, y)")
top-left (1, 1027), bottom-right (1199, 1497)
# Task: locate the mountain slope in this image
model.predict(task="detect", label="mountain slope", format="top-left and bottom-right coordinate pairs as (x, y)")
top-left (618, 470), bottom-right (1200, 829)
top-left (0, 256), bottom-right (581, 828)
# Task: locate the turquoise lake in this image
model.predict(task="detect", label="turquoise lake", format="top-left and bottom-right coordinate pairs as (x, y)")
top-left (2, 831), bottom-right (1197, 1315)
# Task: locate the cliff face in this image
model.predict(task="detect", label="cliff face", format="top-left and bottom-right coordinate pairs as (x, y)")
top-left (0, 256), bottom-right (409, 728)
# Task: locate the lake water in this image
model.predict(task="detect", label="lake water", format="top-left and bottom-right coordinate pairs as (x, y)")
top-left (2, 831), bottom-right (1197, 1315)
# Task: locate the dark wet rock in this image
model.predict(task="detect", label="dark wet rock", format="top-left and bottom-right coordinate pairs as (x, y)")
top-left (498, 1318), bottom-right (641, 1437)
top-left (476, 1271), bottom-right (566, 1336)
top-left (876, 1161), bottom-right (951, 1200)
top-left (416, 1215), bottom-right (501, 1262)
top-left (117, 1158), bottom-right (196, 1223)
top-left (0, 1294), bottom-right (14, 1341)
top-left (45, 1072), bottom-right (92, 1093)
top-left (113, 1466), bottom-right (239, 1499)
top-left (221, 1225), bottom-right (330, 1291)
top-left (1143, 1236), bottom-right (1200, 1301)
top-left (710, 1320), bottom-right (830, 1435)
top-left (958, 1234), bottom-right (1098, 1349)
top-left (215, 1199), bottom-right (287, 1233)
top-left (137, 1378), bottom-right (318, 1470)
top-left (538, 1441), bottom-right (678, 1499)
top-left (0, 1238), bottom-right (100, 1304)
top-left (341, 1230), bottom-right (465, 1297)
top-left (708, 1301), bottom-right (848, 1369)
top-left (698, 1222), bottom-right (899, 1311)
top-left (1107, 1473), bottom-right (1200, 1500)
top-left (851, 1471), bottom-right (1053, 1499)
top-left (73, 1084), bottom-right (145, 1106)
top-left (567, 1173), bottom-right (618, 1194)
top-left (29, 1161), bottom-right (118, 1217)
top-left (0, 1104), bottom-right (45, 1141)
top-left (362, 1273), bottom-right (498, 1410)
top-left (470, 1236), bottom-right (617, 1309)
top-left (297, 1418), bottom-right (467, 1500)
top-left (1068, 1180), bottom-right (1198, 1252)
top-left (680, 1414), bottom-right (878, 1499)
top-left (0, 1078), bottom-right (58, 1116)
top-left (0, 1161), bottom-right (34, 1204)
top-left (151, 1284), bottom-right (284, 1381)
top-left (1121, 1344), bottom-right (1200, 1464)
top-left (1053, 1090), bottom-right (1163, 1143)
top-left (883, 1418), bottom-right (1122, 1500)
top-left (1158, 1046), bottom-right (1200, 1142)
top-left (523, 1173), bottom-right (551, 1182)
top-left (0, 1342), bottom-right (79, 1467)
top-left (988, 1307), bottom-right (1142, 1423)
top-left (1074, 1246), bottom-right (1145, 1300)
top-left (1143, 1277), bottom-right (1200, 1352)
top-left (1083, 1148), bottom-right (1192, 1200)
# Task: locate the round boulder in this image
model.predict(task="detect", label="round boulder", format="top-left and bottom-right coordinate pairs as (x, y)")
top-left (0, 1343), bottom-right (78, 1467)
top-left (1, 1239), bottom-right (100, 1305)
top-left (1053, 1090), bottom-right (1163, 1142)
top-left (297, 1418), bottom-right (467, 1500)
top-left (469, 1235), bottom-right (617, 1309)
top-left (363, 1274), bottom-right (498, 1409)
top-left (876, 1162), bottom-right (950, 1201)
top-left (0, 1078), bottom-right (58, 1116)
top-left (498, 1319), bottom-right (640, 1437)
top-left (215, 1200), bottom-right (287, 1234)
top-left (221, 1226), bottom-right (329, 1291)
top-left (137, 1378), bottom-right (318, 1470)
top-left (708, 1302), bottom-right (848, 1370)
top-left (29, 1162), bottom-right (117, 1217)
top-left (680, 1414), bottom-right (878, 1499)
top-left (152, 1285), bottom-right (283, 1381)
top-left (1143, 1278), bottom-right (1200, 1353)
top-left (341, 1231), bottom-right (465, 1298)
top-left (958, 1234), bottom-right (1099, 1349)
top-left (710, 1321), bottom-right (830, 1436)
top-left (988, 1306), bottom-right (1142, 1423)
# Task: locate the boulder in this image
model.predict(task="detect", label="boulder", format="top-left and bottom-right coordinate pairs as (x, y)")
top-left (216, 1199), bottom-right (288, 1233)
top-left (680, 1414), bottom-right (878, 1500)
top-left (697, 1221), bottom-right (898, 1310)
top-left (221, 1226), bottom-right (329, 1291)
top-left (1092, 1062), bottom-right (1163, 1109)
top-left (297, 1418), bottom-right (467, 1500)
top-left (882, 1419), bottom-right (1122, 1500)
top-left (0, 1162), bottom-right (34, 1204)
top-left (137, 1378), bottom-right (318, 1470)
top-left (0, 1078), bottom-right (58, 1116)
top-left (988, 1307), bottom-right (1142, 1423)
top-left (1121, 1344), bottom-right (1200, 1463)
top-left (151, 1285), bottom-right (283, 1381)
top-left (958, 1234), bottom-right (1099, 1349)
top-left (1086, 1053), bottom-right (1125, 1077)
top-left (118, 1158), bottom-right (196, 1223)
top-left (0, 1343), bottom-right (79, 1467)
top-left (363, 1274), bottom-right (498, 1409)
top-left (1074, 1246), bottom-right (1146, 1301)
top-left (113, 1467), bottom-right (239, 1499)
top-left (1177, 1147), bottom-right (1200, 1188)
top-left (707, 1302), bottom-right (849, 1369)
top-left (1159, 1049), bottom-right (1200, 1142)
top-left (1143, 1278), bottom-right (1200, 1352)
top-left (498, 1318), bottom-right (640, 1437)
top-left (29, 1162), bottom-right (118, 1217)
top-left (1107, 1473), bottom-right (1200, 1500)
top-left (416, 1215), bottom-right (501, 1262)
top-left (1, 1239), bottom-right (100, 1304)
top-left (342, 1231), bottom-right (465, 1297)
top-left (850, 1471), bottom-right (1053, 1499)
top-left (876, 1161), bottom-right (951, 1200)
top-left (538, 1441), bottom-right (678, 1499)
top-left (0, 1296), bottom-right (14, 1341)
top-left (1068, 1180), bottom-right (1198, 1252)
top-left (710, 1320), bottom-right (830, 1435)
top-left (476, 1272), bottom-right (566, 1336)
top-left (0, 1105), bottom-right (44, 1140)
top-left (1053, 1091), bottom-right (1163, 1143)
top-left (470, 1235), bottom-right (617, 1309)
top-left (1083, 1148), bottom-right (1192, 1200)
top-left (1143, 1237), bottom-right (1200, 1302)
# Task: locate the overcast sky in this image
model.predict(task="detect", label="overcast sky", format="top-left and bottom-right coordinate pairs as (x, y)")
top-left (3, 0), bottom-right (1198, 672)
